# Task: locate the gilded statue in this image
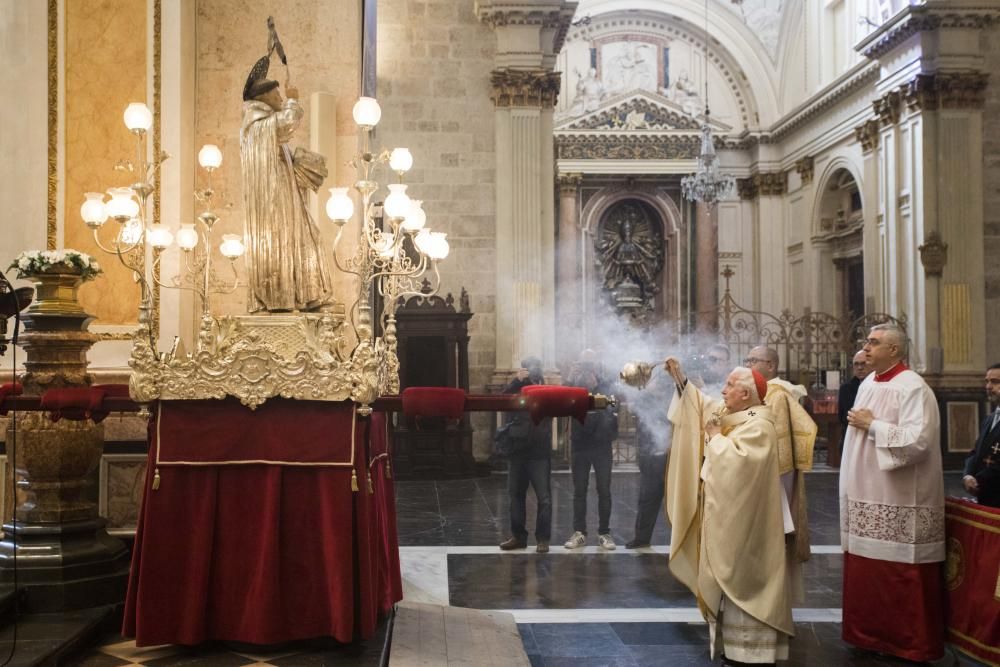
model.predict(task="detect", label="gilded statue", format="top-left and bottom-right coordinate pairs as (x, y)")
top-left (240, 19), bottom-right (333, 313)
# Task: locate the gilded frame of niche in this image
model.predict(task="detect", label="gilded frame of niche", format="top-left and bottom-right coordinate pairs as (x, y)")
top-left (49, 0), bottom-right (162, 341)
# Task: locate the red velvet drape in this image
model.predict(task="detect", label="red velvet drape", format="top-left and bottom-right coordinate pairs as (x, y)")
top-left (123, 399), bottom-right (401, 646)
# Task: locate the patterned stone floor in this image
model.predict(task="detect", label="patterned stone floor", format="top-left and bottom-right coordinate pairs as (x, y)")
top-left (72, 470), bottom-right (987, 666)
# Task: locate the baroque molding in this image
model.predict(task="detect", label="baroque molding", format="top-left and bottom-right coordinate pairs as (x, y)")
top-left (873, 89), bottom-right (902, 126)
top-left (795, 156), bottom-right (814, 185)
top-left (555, 133), bottom-right (702, 160)
top-left (129, 314), bottom-right (392, 411)
top-left (767, 62), bottom-right (880, 143)
top-left (737, 171), bottom-right (787, 199)
top-left (854, 119), bottom-right (880, 154)
top-left (47, 0), bottom-right (57, 250)
top-left (737, 177), bottom-right (756, 200)
top-left (902, 71), bottom-right (989, 111)
top-left (857, 5), bottom-right (1000, 60)
top-left (490, 68), bottom-right (562, 109)
top-left (475, 2), bottom-right (577, 54)
top-left (557, 172), bottom-right (583, 194)
top-left (919, 231), bottom-right (949, 277)
top-left (562, 96), bottom-right (703, 131)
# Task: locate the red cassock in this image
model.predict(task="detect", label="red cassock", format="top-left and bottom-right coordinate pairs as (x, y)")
top-left (122, 398), bottom-right (402, 646)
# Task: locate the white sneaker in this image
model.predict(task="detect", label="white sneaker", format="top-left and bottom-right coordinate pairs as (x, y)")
top-left (563, 531), bottom-right (586, 549)
top-left (598, 533), bottom-right (617, 551)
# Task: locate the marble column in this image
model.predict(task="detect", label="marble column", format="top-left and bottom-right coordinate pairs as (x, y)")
top-left (694, 202), bottom-right (718, 331)
top-left (477, 1), bottom-right (575, 380)
top-left (557, 172), bottom-right (582, 358)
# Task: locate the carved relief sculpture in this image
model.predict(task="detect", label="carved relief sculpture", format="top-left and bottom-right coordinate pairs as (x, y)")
top-left (595, 203), bottom-right (663, 316)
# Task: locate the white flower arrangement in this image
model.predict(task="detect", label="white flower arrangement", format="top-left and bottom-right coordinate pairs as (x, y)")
top-left (8, 249), bottom-right (103, 281)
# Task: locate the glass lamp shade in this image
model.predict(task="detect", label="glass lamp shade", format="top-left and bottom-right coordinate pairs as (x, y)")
top-left (414, 229), bottom-right (433, 255)
top-left (147, 224), bottom-right (174, 249)
top-left (119, 218), bottom-right (144, 245)
top-left (383, 184), bottom-right (410, 220)
top-left (426, 232), bottom-right (449, 260)
top-left (374, 232), bottom-right (396, 258)
top-left (176, 224), bottom-right (199, 250)
top-left (219, 234), bottom-right (245, 259)
top-left (401, 199), bottom-right (426, 232)
top-left (80, 192), bottom-right (109, 229)
top-left (123, 102), bottom-right (153, 132)
top-left (352, 97), bottom-right (382, 128)
top-left (389, 148), bottom-right (413, 173)
top-left (325, 187), bottom-right (354, 222)
top-left (198, 144), bottom-right (223, 169)
top-left (106, 187), bottom-right (140, 220)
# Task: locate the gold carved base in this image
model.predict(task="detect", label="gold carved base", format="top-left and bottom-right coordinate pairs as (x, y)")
top-left (129, 313), bottom-right (397, 411)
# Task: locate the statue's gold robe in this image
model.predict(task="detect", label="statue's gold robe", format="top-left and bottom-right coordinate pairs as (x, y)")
top-left (240, 99), bottom-right (332, 312)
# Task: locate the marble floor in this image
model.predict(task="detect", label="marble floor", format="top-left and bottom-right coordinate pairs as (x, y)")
top-left (77, 470), bottom-right (986, 666)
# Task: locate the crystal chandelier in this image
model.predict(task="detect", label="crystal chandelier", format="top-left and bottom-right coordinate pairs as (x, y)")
top-left (681, 0), bottom-right (736, 208)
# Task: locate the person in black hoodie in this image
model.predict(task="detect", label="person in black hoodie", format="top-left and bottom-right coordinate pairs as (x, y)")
top-left (563, 351), bottom-right (619, 550)
top-left (498, 356), bottom-right (553, 553)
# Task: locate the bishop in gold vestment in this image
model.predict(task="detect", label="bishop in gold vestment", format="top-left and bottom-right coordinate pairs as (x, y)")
top-left (665, 361), bottom-right (793, 663)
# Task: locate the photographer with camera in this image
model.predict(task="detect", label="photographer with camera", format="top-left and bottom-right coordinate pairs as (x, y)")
top-left (563, 350), bottom-right (619, 551)
top-left (497, 356), bottom-right (553, 553)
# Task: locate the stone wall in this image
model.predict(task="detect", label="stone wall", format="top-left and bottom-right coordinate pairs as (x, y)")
top-left (377, 1), bottom-right (497, 393)
top-left (983, 25), bottom-right (1000, 365)
top-left (377, 1), bottom-right (497, 459)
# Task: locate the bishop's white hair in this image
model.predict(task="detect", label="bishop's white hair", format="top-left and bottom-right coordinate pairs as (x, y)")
top-left (730, 366), bottom-right (761, 404)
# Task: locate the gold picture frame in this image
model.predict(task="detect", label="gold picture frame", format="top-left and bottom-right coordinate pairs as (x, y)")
top-left (947, 401), bottom-right (980, 454)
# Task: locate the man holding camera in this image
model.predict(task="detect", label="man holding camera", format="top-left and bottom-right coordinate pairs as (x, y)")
top-left (498, 357), bottom-right (553, 553)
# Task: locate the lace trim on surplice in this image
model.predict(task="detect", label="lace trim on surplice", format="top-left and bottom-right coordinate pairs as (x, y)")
top-left (847, 499), bottom-right (944, 544)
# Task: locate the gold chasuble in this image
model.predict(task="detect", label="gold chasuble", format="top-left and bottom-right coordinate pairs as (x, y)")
top-left (764, 379), bottom-right (817, 563)
top-left (666, 383), bottom-right (718, 600)
top-left (700, 406), bottom-right (793, 637)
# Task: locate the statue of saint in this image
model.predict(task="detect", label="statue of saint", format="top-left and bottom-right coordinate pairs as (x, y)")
top-left (240, 48), bottom-right (333, 313)
top-left (570, 67), bottom-right (607, 116)
top-left (596, 205), bottom-right (662, 293)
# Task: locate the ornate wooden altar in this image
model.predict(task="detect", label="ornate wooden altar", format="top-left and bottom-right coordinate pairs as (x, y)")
top-left (391, 287), bottom-right (475, 479)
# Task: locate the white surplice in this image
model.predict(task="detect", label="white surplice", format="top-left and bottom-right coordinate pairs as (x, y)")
top-left (838, 366), bottom-right (945, 564)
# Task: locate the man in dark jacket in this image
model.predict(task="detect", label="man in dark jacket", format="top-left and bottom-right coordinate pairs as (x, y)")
top-left (838, 350), bottom-right (869, 428)
top-left (963, 363), bottom-right (1000, 507)
top-left (499, 356), bottom-right (553, 553)
top-left (563, 352), bottom-right (619, 550)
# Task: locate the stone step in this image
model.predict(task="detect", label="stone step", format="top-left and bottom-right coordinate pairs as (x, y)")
top-left (389, 602), bottom-right (530, 666)
top-left (0, 604), bottom-right (118, 666)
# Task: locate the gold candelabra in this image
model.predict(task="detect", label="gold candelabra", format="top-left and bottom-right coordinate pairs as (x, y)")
top-left (325, 96), bottom-right (449, 393)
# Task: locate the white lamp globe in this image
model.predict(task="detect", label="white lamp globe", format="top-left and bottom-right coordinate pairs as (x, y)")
top-left (176, 224), bottom-right (199, 250)
top-left (147, 224), bottom-right (174, 249)
top-left (325, 187), bottom-right (354, 222)
top-left (383, 184), bottom-right (410, 220)
top-left (81, 192), bottom-right (109, 229)
top-left (401, 199), bottom-right (426, 233)
top-left (427, 232), bottom-right (449, 260)
top-left (389, 148), bottom-right (413, 173)
top-left (375, 232), bottom-right (396, 258)
top-left (352, 97), bottom-right (382, 128)
top-left (123, 102), bottom-right (153, 132)
top-left (198, 144), bottom-right (223, 169)
top-left (106, 187), bottom-right (140, 220)
top-left (414, 229), bottom-right (433, 255)
top-left (119, 218), bottom-right (144, 245)
top-left (219, 234), bottom-right (245, 259)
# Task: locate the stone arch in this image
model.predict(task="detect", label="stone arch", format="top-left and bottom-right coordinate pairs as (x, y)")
top-left (809, 157), bottom-right (866, 320)
top-left (579, 185), bottom-right (684, 332)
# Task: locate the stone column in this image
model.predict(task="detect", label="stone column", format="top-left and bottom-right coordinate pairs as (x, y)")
top-left (694, 202), bottom-right (718, 331)
top-left (751, 171), bottom-right (788, 316)
top-left (557, 172), bottom-right (582, 357)
top-left (477, 0), bottom-right (575, 381)
top-left (0, 269), bottom-right (129, 611)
